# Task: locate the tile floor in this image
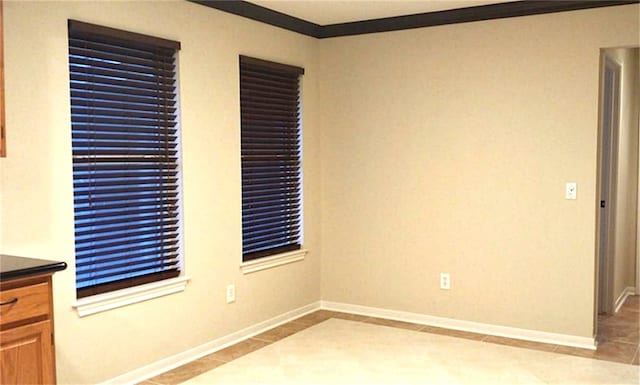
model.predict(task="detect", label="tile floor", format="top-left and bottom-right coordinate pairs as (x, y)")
top-left (140, 296), bottom-right (640, 385)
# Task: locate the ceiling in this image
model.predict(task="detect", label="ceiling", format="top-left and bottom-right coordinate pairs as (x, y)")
top-left (192, 1), bottom-right (638, 39)
top-left (248, 0), bottom-right (517, 25)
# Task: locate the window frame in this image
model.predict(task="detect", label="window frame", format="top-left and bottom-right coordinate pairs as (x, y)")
top-left (68, 20), bottom-right (183, 299)
top-left (239, 55), bottom-right (305, 263)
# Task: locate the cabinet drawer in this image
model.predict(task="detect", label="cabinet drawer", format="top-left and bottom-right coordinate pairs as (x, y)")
top-left (0, 283), bottom-right (50, 326)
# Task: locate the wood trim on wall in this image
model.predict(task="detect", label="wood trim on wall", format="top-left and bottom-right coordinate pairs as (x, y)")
top-left (190, 0), bottom-right (639, 39)
top-left (189, 0), bottom-right (321, 37)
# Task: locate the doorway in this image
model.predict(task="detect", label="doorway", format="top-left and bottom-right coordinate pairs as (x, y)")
top-left (595, 47), bottom-right (640, 339)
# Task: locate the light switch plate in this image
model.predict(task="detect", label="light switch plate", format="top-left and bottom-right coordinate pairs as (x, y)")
top-left (226, 284), bottom-right (236, 303)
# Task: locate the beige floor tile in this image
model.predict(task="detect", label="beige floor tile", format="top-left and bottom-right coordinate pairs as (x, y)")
top-left (150, 299), bottom-right (640, 384)
top-left (209, 338), bottom-right (271, 362)
top-left (615, 312), bottom-right (640, 325)
top-left (291, 310), bottom-right (338, 325)
top-left (420, 325), bottom-right (487, 341)
top-left (592, 295), bottom-right (640, 363)
top-left (624, 295), bottom-right (639, 306)
top-left (599, 317), bottom-right (638, 329)
top-left (555, 339), bottom-right (638, 365)
top-left (180, 319), bottom-right (640, 385)
top-left (598, 321), bottom-right (639, 344)
top-left (330, 312), bottom-right (370, 322)
top-left (252, 322), bottom-right (311, 343)
top-left (363, 317), bottom-right (423, 331)
top-left (483, 335), bottom-right (558, 353)
top-left (614, 300), bottom-right (640, 317)
top-left (146, 355), bottom-right (226, 385)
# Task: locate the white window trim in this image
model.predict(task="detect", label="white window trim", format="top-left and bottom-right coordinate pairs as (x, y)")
top-left (72, 276), bottom-right (190, 317)
top-left (240, 249), bottom-right (307, 274)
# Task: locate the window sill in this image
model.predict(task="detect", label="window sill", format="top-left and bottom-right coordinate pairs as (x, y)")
top-left (71, 276), bottom-right (191, 317)
top-left (240, 249), bottom-right (307, 274)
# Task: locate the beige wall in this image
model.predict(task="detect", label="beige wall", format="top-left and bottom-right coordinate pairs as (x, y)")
top-left (318, 5), bottom-right (639, 338)
top-left (2, 2), bottom-right (640, 384)
top-left (0, 1), bottom-right (321, 384)
top-left (607, 47), bottom-right (640, 301)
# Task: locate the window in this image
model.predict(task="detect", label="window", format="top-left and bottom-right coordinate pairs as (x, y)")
top-left (69, 20), bottom-right (182, 298)
top-left (240, 55), bottom-right (304, 262)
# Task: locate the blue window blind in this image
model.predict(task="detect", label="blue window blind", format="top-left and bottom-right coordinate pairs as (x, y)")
top-left (240, 56), bottom-right (304, 262)
top-left (69, 20), bottom-right (182, 298)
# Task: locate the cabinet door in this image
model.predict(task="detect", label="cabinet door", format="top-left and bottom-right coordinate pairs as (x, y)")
top-left (1, 321), bottom-right (54, 385)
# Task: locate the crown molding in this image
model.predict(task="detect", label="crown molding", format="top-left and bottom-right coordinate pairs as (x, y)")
top-left (190, 1), bottom-right (639, 39)
top-left (189, 0), bottom-right (321, 37)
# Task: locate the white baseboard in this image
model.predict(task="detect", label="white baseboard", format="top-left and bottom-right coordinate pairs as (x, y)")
top-left (614, 286), bottom-right (636, 313)
top-left (320, 301), bottom-right (596, 350)
top-left (101, 301), bottom-right (321, 385)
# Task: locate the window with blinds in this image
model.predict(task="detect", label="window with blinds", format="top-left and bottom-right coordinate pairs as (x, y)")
top-left (240, 55), bottom-right (304, 262)
top-left (68, 20), bottom-right (182, 298)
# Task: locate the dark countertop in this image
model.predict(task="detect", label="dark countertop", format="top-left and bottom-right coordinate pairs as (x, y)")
top-left (0, 255), bottom-right (67, 281)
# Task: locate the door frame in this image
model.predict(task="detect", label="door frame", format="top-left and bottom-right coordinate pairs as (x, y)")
top-left (637, 98), bottom-right (640, 296)
top-left (595, 52), bottom-right (621, 320)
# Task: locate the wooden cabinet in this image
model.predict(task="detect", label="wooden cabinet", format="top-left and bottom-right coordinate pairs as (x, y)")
top-left (1, 321), bottom-right (54, 384)
top-left (0, 274), bottom-right (57, 384)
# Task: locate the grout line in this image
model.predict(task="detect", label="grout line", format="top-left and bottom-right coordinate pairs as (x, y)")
top-left (251, 336), bottom-right (275, 343)
top-left (249, 336), bottom-right (274, 343)
top-left (209, 358), bottom-right (229, 366)
top-left (146, 380), bottom-right (166, 385)
top-left (610, 339), bottom-right (640, 346)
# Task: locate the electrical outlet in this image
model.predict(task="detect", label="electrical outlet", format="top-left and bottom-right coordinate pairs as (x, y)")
top-left (440, 273), bottom-right (450, 290)
top-left (226, 284), bottom-right (236, 303)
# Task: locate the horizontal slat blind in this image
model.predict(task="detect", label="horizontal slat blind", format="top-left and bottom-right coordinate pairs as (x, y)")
top-left (240, 56), bottom-right (304, 261)
top-left (69, 20), bottom-right (182, 298)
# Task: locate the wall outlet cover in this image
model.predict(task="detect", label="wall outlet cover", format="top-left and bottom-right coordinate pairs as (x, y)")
top-left (440, 273), bottom-right (450, 290)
